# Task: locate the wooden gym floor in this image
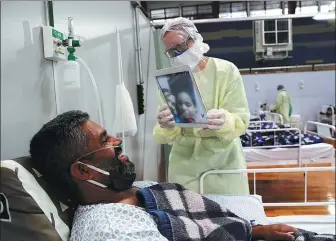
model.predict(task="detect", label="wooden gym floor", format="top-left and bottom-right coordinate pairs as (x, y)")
top-left (248, 163), bottom-right (335, 217)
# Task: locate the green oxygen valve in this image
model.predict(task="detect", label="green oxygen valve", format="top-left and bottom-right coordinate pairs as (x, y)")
top-left (66, 40), bottom-right (81, 61)
top-left (67, 46), bottom-right (77, 61)
top-left (71, 40), bottom-right (81, 47)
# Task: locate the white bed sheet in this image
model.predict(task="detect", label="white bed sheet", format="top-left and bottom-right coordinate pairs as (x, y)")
top-left (244, 143), bottom-right (334, 166)
top-left (268, 215), bottom-right (336, 234)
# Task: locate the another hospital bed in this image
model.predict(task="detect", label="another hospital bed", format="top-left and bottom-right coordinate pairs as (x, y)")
top-left (201, 165), bottom-right (336, 235)
top-left (241, 120), bottom-right (335, 167)
top-left (318, 105), bottom-right (336, 127)
top-left (251, 112), bottom-right (284, 126)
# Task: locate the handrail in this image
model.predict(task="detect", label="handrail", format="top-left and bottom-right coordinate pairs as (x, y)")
top-left (239, 63), bottom-right (335, 72)
top-left (199, 166), bottom-right (335, 207)
top-left (304, 120), bottom-right (335, 140)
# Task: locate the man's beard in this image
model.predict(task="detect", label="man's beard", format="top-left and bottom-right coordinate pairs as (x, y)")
top-left (107, 156), bottom-right (136, 192)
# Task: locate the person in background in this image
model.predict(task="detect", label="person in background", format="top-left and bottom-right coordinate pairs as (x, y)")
top-left (272, 85), bottom-right (292, 124)
top-left (153, 17), bottom-right (251, 195)
top-left (162, 88), bottom-right (177, 116)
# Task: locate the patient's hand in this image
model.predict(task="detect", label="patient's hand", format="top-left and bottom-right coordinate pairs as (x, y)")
top-left (252, 224), bottom-right (299, 241)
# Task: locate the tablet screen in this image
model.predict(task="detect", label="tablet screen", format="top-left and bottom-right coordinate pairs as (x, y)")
top-left (156, 71), bottom-right (207, 124)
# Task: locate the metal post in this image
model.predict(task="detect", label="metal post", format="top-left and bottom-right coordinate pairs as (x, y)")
top-left (133, 5), bottom-right (144, 84)
top-left (281, 1), bottom-right (285, 15)
top-left (253, 172), bottom-right (256, 195)
top-left (298, 130), bottom-right (302, 166)
top-left (212, 1), bottom-right (220, 18)
top-left (317, 1), bottom-right (321, 12)
top-left (246, 1), bottom-right (251, 17)
top-left (304, 167), bottom-right (308, 202)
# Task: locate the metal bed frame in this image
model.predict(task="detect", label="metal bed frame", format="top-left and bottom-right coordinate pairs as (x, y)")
top-left (264, 112), bottom-right (284, 125)
top-left (244, 120), bottom-right (335, 167)
top-left (200, 166), bottom-right (335, 207)
top-left (199, 120), bottom-right (336, 207)
top-left (318, 105), bottom-right (335, 138)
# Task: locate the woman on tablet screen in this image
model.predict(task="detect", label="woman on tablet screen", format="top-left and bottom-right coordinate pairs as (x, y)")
top-left (153, 17), bottom-right (250, 195)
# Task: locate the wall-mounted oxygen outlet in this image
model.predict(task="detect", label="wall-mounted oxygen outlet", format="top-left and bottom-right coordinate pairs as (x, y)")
top-left (42, 26), bottom-right (67, 61)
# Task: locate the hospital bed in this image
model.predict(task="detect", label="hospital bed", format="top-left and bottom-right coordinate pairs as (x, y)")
top-left (254, 111), bottom-right (302, 129)
top-left (1, 157), bottom-right (335, 240)
top-left (251, 112), bottom-right (284, 125)
top-left (201, 165), bottom-right (336, 234)
top-left (318, 105), bottom-right (336, 130)
top-left (242, 120), bottom-right (335, 167)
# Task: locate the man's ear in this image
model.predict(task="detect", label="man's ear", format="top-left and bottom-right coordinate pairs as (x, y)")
top-left (70, 162), bottom-right (92, 180)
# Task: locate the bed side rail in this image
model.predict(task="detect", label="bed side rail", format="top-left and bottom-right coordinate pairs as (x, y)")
top-left (200, 166), bottom-right (335, 207)
top-left (304, 121), bottom-right (335, 140)
top-left (248, 120), bottom-right (277, 130)
top-left (244, 127), bottom-right (302, 149)
top-left (265, 112), bottom-right (284, 125)
top-left (243, 127), bottom-right (303, 165)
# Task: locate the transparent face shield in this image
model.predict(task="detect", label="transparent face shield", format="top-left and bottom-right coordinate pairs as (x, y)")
top-left (75, 145), bottom-right (136, 192)
top-left (164, 36), bottom-right (193, 58)
top-left (163, 26), bottom-right (195, 58)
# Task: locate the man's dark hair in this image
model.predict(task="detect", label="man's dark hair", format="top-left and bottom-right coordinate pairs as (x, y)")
top-left (29, 110), bottom-right (90, 201)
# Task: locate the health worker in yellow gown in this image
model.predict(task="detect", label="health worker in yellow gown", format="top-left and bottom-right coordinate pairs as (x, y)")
top-left (153, 17), bottom-right (251, 195)
top-left (272, 85), bottom-right (292, 124)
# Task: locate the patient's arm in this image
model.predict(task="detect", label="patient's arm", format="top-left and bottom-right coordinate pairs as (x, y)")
top-left (252, 224), bottom-right (298, 241)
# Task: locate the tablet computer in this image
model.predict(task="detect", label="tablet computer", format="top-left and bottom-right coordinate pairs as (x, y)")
top-left (155, 65), bottom-right (208, 128)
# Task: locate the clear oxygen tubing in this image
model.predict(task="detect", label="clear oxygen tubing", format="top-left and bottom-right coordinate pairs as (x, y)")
top-left (115, 27), bottom-right (126, 153)
top-left (76, 57), bottom-right (104, 127)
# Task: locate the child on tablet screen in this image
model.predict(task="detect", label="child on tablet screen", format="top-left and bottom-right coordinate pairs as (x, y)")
top-left (176, 90), bottom-right (197, 123)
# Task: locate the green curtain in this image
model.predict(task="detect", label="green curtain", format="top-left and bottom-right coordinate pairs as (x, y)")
top-left (153, 29), bottom-right (172, 181)
top-left (153, 29), bottom-right (170, 69)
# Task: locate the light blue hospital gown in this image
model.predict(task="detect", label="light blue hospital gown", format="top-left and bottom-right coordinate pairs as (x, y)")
top-left (70, 181), bottom-right (168, 241)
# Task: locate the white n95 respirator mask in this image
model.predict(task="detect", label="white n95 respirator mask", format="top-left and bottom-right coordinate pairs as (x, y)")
top-left (169, 40), bottom-right (210, 71)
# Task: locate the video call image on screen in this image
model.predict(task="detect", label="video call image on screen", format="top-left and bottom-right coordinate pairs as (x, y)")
top-left (156, 71), bottom-right (207, 124)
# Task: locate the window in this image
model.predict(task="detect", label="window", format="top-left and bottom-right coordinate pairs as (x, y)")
top-left (182, 6), bottom-right (197, 16)
top-left (165, 8), bottom-right (179, 18)
top-left (219, 2), bottom-right (231, 18)
top-left (263, 19), bottom-right (290, 45)
top-left (231, 2), bottom-right (247, 18)
top-left (197, 4), bottom-right (212, 14)
top-left (250, 1), bottom-right (266, 16)
top-left (151, 9), bottom-right (165, 20)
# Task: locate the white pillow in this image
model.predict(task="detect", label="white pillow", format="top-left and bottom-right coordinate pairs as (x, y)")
top-left (1, 160), bottom-right (70, 240)
top-left (205, 194), bottom-right (269, 225)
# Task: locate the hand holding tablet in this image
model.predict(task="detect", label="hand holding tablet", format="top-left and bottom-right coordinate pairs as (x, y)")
top-left (157, 106), bottom-right (175, 129)
top-left (205, 109), bottom-right (226, 130)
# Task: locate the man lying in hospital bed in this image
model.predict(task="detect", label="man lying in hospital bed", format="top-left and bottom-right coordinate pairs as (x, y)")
top-left (28, 110), bottom-right (335, 241)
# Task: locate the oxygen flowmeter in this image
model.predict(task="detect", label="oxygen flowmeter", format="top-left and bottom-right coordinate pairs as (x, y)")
top-left (42, 17), bottom-right (82, 88)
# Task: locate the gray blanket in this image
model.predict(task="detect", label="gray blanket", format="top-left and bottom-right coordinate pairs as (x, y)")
top-left (137, 183), bottom-right (336, 241)
top-left (137, 183), bottom-right (252, 241)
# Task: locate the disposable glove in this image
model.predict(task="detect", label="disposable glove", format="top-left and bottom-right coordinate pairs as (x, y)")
top-left (157, 106), bottom-right (175, 129)
top-left (205, 108), bottom-right (226, 130)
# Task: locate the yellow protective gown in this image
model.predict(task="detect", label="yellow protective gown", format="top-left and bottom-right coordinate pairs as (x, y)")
top-left (274, 90), bottom-right (291, 124)
top-left (153, 58), bottom-right (250, 194)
